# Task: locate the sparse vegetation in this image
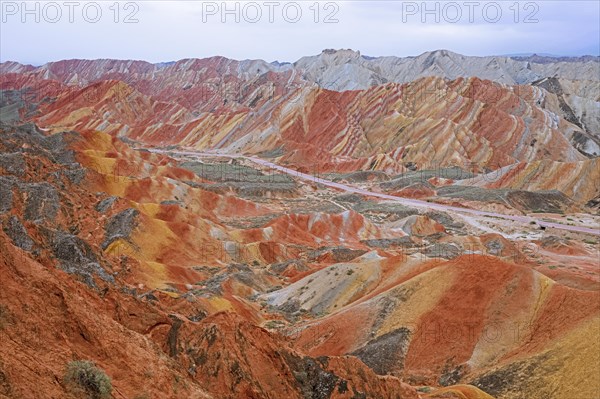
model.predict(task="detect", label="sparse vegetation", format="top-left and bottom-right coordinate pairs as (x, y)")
top-left (264, 320), bottom-right (285, 329)
top-left (162, 286), bottom-right (179, 294)
top-left (266, 285), bottom-right (282, 293)
top-left (346, 269), bottom-right (355, 276)
top-left (64, 360), bottom-right (112, 399)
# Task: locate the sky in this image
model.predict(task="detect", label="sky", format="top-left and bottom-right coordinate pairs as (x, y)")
top-left (1, 0), bottom-right (599, 65)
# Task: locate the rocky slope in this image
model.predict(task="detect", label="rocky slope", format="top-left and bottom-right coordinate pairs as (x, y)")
top-left (2, 49), bottom-right (598, 139)
top-left (0, 74), bottom-right (593, 165)
top-left (3, 49), bottom-right (598, 90)
top-left (1, 118), bottom-right (598, 398)
top-left (279, 255), bottom-right (599, 397)
top-left (1, 50), bottom-right (599, 399)
top-left (295, 49), bottom-right (599, 89)
top-left (0, 122), bottom-right (427, 398)
top-left (5, 70), bottom-right (597, 210)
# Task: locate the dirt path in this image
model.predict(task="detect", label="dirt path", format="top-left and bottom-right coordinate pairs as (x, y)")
top-left (149, 148), bottom-right (600, 237)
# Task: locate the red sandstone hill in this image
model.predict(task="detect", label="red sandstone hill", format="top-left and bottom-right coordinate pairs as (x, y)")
top-left (3, 69), bottom-right (596, 207)
top-left (0, 122), bottom-right (508, 399)
top-left (1, 54), bottom-right (599, 399)
top-left (0, 65), bottom-right (591, 170)
top-left (286, 255), bottom-right (599, 398)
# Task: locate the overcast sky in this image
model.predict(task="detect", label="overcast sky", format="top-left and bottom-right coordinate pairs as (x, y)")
top-left (1, 1), bottom-right (598, 65)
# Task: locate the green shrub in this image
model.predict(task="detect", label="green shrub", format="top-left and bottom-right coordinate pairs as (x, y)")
top-left (64, 360), bottom-right (112, 399)
top-left (264, 320), bottom-right (284, 329)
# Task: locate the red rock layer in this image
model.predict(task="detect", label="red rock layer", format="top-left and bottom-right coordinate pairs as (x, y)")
top-left (1, 70), bottom-right (588, 175)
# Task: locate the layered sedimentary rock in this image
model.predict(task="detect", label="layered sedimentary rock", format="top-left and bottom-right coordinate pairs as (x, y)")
top-left (0, 73), bottom-right (591, 172)
top-left (1, 50), bottom-right (599, 399)
top-left (295, 49), bottom-right (600, 89)
top-left (285, 255), bottom-right (600, 398)
top-left (455, 159), bottom-right (600, 206)
top-left (3, 49), bottom-right (598, 91)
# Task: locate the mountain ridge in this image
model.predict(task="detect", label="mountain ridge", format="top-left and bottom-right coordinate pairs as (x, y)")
top-left (3, 49), bottom-right (598, 88)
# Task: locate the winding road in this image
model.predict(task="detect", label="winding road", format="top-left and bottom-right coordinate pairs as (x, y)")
top-left (148, 148), bottom-right (600, 237)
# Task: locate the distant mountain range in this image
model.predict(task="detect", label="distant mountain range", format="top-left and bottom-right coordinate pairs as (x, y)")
top-left (3, 49), bottom-right (599, 89)
top-left (1, 49), bottom-right (598, 171)
top-left (2, 49), bottom-right (597, 158)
